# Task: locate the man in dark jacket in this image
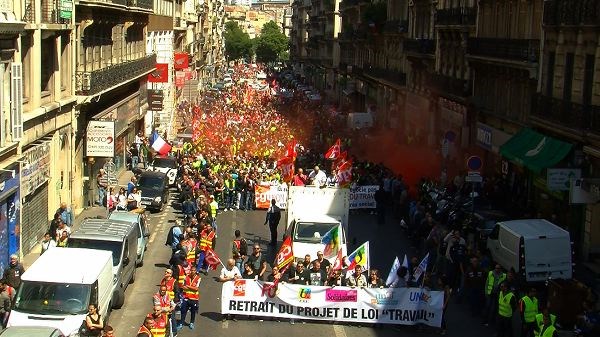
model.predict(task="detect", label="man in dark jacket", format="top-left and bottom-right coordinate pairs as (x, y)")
top-left (263, 199), bottom-right (281, 246)
top-left (2, 255), bottom-right (25, 289)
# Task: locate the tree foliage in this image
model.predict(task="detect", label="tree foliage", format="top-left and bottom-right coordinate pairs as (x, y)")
top-left (224, 21), bottom-right (253, 62)
top-left (254, 21), bottom-right (289, 64)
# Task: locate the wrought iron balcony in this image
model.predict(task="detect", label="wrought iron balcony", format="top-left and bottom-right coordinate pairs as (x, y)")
top-left (543, 0), bottom-right (600, 26)
top-left (532, 94), bottom-right (600, 133)
top-left (127, 0), bottom-right (153, 10)
top-left (75, 54), bottom-right (156, 96)
top-left (112, 0), bottom-right (127, 6)
top-left (363, 66), bottom-right (407, 86)
top-left (428, 73), bottom-right (470, 98)
top-left (23, 0), bottom-right (35, 22)
top-left (404, 38), bottom-right (436, 55)
top-left (41, 0), bottom-right (71, 24)
top-left (435, 7), bottom-right (476, 25)
top-left (384, 20), bottom-right (409, 34)
top-left (467, 38), bottom-right (540, 62)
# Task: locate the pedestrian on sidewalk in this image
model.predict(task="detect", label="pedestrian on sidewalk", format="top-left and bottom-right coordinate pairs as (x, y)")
top-left (55, 202), bottom-right (73, 227)
top-left (40, 233), bottom-right (56, 255)
top-left (97, 169), bottom-right (108, 207)
top-left (2, 255), bottom-right (24, 289)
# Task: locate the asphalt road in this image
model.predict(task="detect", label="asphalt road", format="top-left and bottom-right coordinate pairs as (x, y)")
top-left (108, 192), bottom-right (495, 337)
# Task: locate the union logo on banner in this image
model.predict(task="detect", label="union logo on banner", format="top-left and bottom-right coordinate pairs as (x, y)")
top-left (233, 279), bottom-right (246, 296)
top-left (174, 52), bottom-right (189, 70)
top-left (148, 63), bottom-right (169, 83)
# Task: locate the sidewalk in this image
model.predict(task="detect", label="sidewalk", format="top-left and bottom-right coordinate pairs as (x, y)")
top-left (22, 170), bottom-right (136, 269)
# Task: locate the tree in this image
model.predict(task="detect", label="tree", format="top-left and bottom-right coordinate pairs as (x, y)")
top-left (224, 21), bottom-right (253, 62)
top-left (254, 21), bottom-right (289, 64)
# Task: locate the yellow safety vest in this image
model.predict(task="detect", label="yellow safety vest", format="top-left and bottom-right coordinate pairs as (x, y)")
top-left (521, 295), bottom-right (538, 323)
top-left (210, 201), bottom-right (218, 218)
top-left (535, 314), bottom-right (556, 337)
top-left (183, 274), bottom-right (201, 301)
top-left (498, 291), bottom-right (514, 318)
top-left (485, 271), bottom-right (506, 295)
top-left (539, 325), bottom-right (556, 337)
top-left (147, 313), bottom-right (167, 337)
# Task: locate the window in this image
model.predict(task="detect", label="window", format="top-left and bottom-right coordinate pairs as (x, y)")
top-left (583, 54), bottom-right (595, 107)
top-left (20, 33), bottom-right (31, 105)
top-left (60, 33), bottom-right (70, 94)
top-left (545, 52), bottom-right (555, 96)
top-left (40, 35), bottom-right (56, 96)
top-left (563, 52), bottom-right (574, 102)
top-left (113, 25), bottom-right (122, 65)
top-left (101, 26), bottom-right (112, 67)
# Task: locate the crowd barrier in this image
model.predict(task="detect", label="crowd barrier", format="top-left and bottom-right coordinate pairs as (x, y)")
top-left (254, 184), bottom-right (378, 210)
top-left (221, 280), bottom-right (443, 327)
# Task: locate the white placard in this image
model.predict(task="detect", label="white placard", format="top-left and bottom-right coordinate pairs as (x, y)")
top-left (349, 185), bottom-right (378, 209)
top-left (86, 120), bottom-right (115, 157)
top-left (221, 281), bottom-right (443, 327)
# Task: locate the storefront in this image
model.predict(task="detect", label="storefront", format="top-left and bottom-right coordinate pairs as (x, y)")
top-left (475, 122), bottom-right (512, 177)
top-left (438, 98), bottom-right (469, 158)
top-left (19, 141), bottom-right (51, 255)
top-left (0, 166), bottom-right (20, 275)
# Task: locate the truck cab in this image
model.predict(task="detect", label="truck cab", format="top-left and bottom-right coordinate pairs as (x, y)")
top-left (288, 215), bottom-right (347, 263)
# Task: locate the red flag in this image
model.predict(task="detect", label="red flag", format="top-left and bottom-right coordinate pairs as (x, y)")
top-left (327, 249), bottom-right (344, 279)
top-left (285, 139), bottom-right (297, 160)
top-left (336, 158), bottom-right (353, 187)
top-left (333, 151), bottom-right (347, 169)
top-left (324, 138), bottom-right (341, 159)
top-left (273, 236), bottom-right (294, 270)
top-left (204, 246), bottom-right (223, 270)
top-left (276, 156), bottom-right (295, 183)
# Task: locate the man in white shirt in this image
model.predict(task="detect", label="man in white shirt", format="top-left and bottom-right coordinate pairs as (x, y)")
top-left (219, 258), bottom-right (241, 282)
top-left (308, 165), bottom-right (327, 187)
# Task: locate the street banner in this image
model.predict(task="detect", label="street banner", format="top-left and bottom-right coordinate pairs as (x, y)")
top-left (348, 185), bottom-right (378, 209)
top-left (174, 53), bottom-right (189, 70)
top-left (254, 184), bottom-right (378, 210)
top-left (175, 71), bottom-right (186, 88)
top-left (254, 184), bottom-right (288, 209)
top-left (221, 281), bottom-right (443, 327)
top-left (148, 63), bottom-right (169, 83)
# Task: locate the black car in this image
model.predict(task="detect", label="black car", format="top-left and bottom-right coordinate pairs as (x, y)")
top-left (137, 171), bottom-right (169, 212)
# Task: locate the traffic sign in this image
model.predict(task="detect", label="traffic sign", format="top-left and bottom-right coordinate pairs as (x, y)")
top-left (467, 155), bottom-right (483, 171)
top-left (466, 173), bottom-right (483, 183)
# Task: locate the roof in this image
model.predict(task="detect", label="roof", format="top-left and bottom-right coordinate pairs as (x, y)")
top-left (108, 211), bottom-right (141, 224)
top-left (139, 170), bottom-right (167, 178)
top-left (71, 218), bottom-right (136, 241)
top-left (0, 326), bottom-right (61, 337)
top-left (498, 219), bottom-right (569, 239)
top-left (22, 248), bottom-right (112, 284)
top-left (295, 214), bottom-right (341, 224)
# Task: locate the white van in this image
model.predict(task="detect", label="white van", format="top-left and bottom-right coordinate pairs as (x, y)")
top-left (68, 218), bottom-right (139, 309)
top-left (487, 219), bottom-right (573, 282)
top-left (108, 211), bottom-right (150, 266)
top-left (7, 248), bottom-right (113, 337)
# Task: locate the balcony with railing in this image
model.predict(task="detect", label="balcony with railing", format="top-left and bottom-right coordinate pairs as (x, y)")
top-left (79, 0), bottom-right (127, 7)
top-left (75, 54), bottom-right (156, 96)
top-left (40, 0), bottom-right (72, 24)
top-left (363, 66), bottom-right (407, 86)
top-left (384, 20), bottom-right (409, 34)
top-left (531, 94), bottom-right (600, 134)
top-left (404, 38), bottom-right (436, 55)
top-left (543, 0), bottom-right (600, 27)
top-left (428, 73), bottom-right (470, 98)
top-left (435, 7), bottom-right (476, 26)
top-left (467, 38), bottom-right (540, 63)
top-left (127, 0), bottom-right (153, 10)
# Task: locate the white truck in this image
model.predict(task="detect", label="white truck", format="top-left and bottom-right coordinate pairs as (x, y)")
top-left (285, 186), bottom-right (350, 262)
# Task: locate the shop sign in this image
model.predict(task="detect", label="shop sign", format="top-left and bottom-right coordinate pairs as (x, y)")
top-left (547, 168), bottom-right (581, 191)
top-left (175, 71), bottom-right (185, 88)
top-left (149, 100), bottom-right (164, 111)
top-left (174, 53), bottom-right (189, 70)
top-left (476, 123), bottom-right (492, 151)
top-left (59, 0), bottom-right (73, 19)
top-left (21, 142), bottom-right (51, 197)
top-left (570, 179), bottom-right (600, 204)
top-left (86, 120), bottom-right (115, 158)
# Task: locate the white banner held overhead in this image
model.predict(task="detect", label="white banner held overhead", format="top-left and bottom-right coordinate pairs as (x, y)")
top-left (221, 281), bottom-right (443, 327)
top-left (86, 120), bottom-right (115, 157)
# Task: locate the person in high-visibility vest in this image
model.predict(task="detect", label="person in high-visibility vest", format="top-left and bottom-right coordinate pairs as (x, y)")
top-left (177, 265), bottom-right (201, 331)
top-left (181, 234), bottom-right (198, 267)
top-left (146, 305), bottom-right (169, 337)
top-left (484, 264), bottom-right (507, 326)
top-left (535, 311), bottom-right (557, 337)
top-left (137, 316), bottom-right (155, 337)
top-left (197, 223), bottom-right (216, 274)
top-left (519, 287), bottom-right (539, 337)
top-left (534, 309), bottom-right (557, 337)
top-left (160, 269), bottom-right (178, 303)
top-left (152, 285), bottom-right (176, 317)
top-left (497, 282), bottom-right (516, 337)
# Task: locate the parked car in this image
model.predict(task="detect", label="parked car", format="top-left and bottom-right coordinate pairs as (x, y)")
top-left (0, 326), bottom-right (65, 337)
top-left (137, 171), bottom-right (169, 212)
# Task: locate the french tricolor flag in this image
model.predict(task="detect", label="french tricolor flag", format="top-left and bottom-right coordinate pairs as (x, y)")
top-left (151, 135), bottom-right (172, 155)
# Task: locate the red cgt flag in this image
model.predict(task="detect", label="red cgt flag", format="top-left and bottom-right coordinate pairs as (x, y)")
top-left (335, 158), bottom-right (353, 187)
top-left (325, 138), bottom-right (341, 159)
top-left (285, 139), bottom-right (297, 161)
top-left (204, 246), bottom-right (223, 270)
top-left (273, 236), bottom-right (294, 270)
top-left (327, 248), bottom-right (344, 279)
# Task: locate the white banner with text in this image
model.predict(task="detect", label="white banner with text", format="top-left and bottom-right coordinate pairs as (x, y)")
top-left (254, 184), bottom-right (378, 209)
top-left (221, 281), bottom-right (443, 327)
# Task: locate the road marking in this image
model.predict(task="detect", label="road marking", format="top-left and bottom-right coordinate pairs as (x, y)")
top-left (333, 324), bottom-right (347, 337)
top-left (221, 320), bottom-right (229, 329)
top-left (148, 213), bottom-right (167, 244)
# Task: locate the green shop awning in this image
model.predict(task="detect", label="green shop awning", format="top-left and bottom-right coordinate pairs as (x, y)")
top-left (499, 128), bottom-right (573, 173)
